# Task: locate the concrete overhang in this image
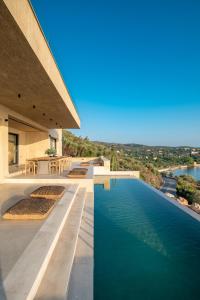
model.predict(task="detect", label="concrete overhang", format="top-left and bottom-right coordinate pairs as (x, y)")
top-left (0, 0), bottom-right (80, 129)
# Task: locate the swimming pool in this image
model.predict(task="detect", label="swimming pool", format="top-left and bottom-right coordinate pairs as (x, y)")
top-left (94, 179), bottom-right (200, 300)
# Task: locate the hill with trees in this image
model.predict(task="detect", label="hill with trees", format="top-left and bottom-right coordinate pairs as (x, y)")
top-left (62, 130), bottom-right (162, 188)
top-left (94, 141), bottom-right (200, 169)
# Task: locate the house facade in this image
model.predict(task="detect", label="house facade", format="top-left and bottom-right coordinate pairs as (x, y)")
top-left (0, 0), bottom-right (80, 180)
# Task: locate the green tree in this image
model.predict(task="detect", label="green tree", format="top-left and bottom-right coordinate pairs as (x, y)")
top-left (176, 175), bottom-right (196, 204)
top-left (193, 190), bottom-right (200, 204)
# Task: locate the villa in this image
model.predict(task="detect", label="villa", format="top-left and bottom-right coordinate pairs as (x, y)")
top-left (0, 1), bottom-right (138, 299)
top-left (0, 0), bottom-right (80, 181)
top-left (0, 1), bottom-right (200, 300)
top-left (0, 1), bottom-right (91, 299)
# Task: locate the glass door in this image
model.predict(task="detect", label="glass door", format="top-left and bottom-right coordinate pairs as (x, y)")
top-left (50, 137), bottom-right (57, 151)
top-left (8, 133), bottom-right (18, 165)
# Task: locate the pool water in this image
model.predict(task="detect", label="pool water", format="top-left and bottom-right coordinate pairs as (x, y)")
top-left (94, 179), bottom-right (200, 300)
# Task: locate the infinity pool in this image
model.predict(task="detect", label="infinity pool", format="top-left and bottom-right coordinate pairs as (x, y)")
top-left (94, 179), bottom-right (200, 300)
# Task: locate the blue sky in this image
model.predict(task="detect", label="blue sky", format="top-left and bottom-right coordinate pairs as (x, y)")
top-left (31, 0), bottom-right (200, 146)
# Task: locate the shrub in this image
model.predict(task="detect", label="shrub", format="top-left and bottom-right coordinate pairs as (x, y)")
top-left (45, 148), bottom-right (56, 156)
top-left (176, 175), bottom-right (196, 204)
top-left (193, 190), bottom-right (200, 204)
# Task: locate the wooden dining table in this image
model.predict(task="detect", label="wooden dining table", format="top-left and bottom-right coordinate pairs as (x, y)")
top-left (28, 156), bottom-right (64, 175)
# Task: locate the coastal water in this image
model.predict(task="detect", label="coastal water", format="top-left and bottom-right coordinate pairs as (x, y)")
top-left (173, 167), bottom-right (200, 180)
top-left (94, 179), bottom-right (200, 300)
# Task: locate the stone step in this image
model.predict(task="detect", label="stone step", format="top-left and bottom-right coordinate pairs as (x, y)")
top-left (67, 191), bottom-right (94, 300)
top-left (3, 184), bottom-right (79, 300)
top-left (35, 187), bottom-right (87, 300)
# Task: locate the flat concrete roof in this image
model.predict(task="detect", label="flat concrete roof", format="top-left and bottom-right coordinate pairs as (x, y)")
top-left (0, 0), bottom-right (80, 129)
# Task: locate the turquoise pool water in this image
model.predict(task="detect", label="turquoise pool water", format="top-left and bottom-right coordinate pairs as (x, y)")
top-left (173, 167), bottom-right (200, 180)
top-left (94, 179), bottom-right (200, 300)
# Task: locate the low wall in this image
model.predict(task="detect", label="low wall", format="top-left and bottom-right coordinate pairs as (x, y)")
top-left (99, 156), bottom-right (110, 170)
top-left (93, 166), bottom-right (140, 178)
top-left (69, 156), bottom-right (110, 168)
top-left (69, 157), bottom-right (97, 163)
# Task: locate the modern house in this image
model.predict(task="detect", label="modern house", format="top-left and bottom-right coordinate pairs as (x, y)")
top-left (0, 2), bottom-right (95, 300)
top-left (0, 0), bottom-right (80, 181)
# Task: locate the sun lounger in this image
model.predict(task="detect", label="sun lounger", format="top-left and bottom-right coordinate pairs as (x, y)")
top-left (80, 162), bottom-right (90, 166)
top-left (3, 198), bottom-right (56, 220)
top-left (31, 186), bottom-right (65, 200)
top-left (68, 168), bottom-right (88, 178)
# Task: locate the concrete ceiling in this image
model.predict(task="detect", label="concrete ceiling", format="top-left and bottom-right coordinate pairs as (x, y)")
top-left (0, 0), bottom-right (80, 129)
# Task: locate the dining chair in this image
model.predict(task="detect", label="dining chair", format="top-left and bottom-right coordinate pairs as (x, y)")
top-left (49, 160), bottom-right (60, 174)
top-left (25, 160), bottom-right (37, 175)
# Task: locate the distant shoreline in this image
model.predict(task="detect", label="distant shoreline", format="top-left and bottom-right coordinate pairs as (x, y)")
top-left (158, 164), bottom-right (200, 173)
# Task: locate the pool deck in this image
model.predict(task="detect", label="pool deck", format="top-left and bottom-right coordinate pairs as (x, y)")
top-left (0, 184), bottom-right (80, 300)
top-left (5, 163), bottom-right (94, 181)
top-left (0, 160), bottom-right (95, 299)
top-left (0, 219), bottom-right (43, 281)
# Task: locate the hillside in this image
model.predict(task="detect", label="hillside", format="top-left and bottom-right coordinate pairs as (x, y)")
top-left (62, 130), bottom-right (162, 188)
top-left (93, 141), bottom-right (200, 169)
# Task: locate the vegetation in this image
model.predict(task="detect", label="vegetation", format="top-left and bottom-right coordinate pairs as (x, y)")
top-left (62, 130), bottom-right (162, 188)
top-left (45, 147), bottom-right (56, 156)
top-left (95, 142), bottom-right (200, 169)
top-left (193, 190), bottom-right (200, 205)
top-left (176, 175), bottom-right (200, 204)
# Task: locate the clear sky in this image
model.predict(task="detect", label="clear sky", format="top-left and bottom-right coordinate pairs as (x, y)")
top-left (31, 0), bottom-right (200, 146)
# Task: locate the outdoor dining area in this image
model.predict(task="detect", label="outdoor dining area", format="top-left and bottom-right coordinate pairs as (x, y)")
top-left (25, 156), bottom-right (70, 176)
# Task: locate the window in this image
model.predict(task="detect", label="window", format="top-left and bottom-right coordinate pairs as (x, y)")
top-left (8, 133), bottom-right (18, 165)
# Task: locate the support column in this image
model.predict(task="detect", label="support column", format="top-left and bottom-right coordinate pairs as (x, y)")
top-left (0, 113), bottom-right (8, 181)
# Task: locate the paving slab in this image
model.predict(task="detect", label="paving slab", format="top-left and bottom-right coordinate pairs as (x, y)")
top-left (0, 219), bottom-right (43, 280)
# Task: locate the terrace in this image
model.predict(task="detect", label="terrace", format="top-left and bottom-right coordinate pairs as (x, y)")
top-left (0, 182), bottom-right (93, 300)
top-left (0, 155), bottom-right (95, 299)
top-left (0, 152), bottom-right (139, 300)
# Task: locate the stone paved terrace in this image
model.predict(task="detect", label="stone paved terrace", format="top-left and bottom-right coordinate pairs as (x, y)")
top-left (0, 183), bottom-right (72, 279)
top-left (0, 156), bottom-right (139, 299)
top-left (0, 183), bottom-right (88, 299)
